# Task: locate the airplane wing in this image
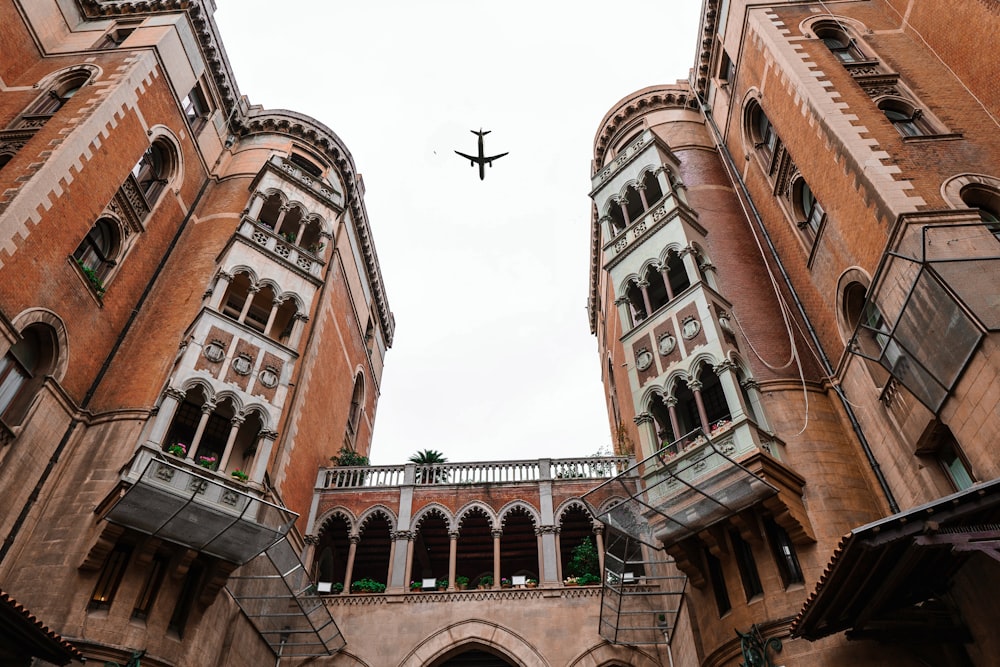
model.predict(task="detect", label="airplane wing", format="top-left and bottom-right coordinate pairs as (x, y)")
top-left (455, 150), bottom-right (481, 164)
top-left (485, 152), bottom-right (509, 165)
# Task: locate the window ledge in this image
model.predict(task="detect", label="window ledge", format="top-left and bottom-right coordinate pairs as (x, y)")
top-left (902, 133), bottom-right (964, 143)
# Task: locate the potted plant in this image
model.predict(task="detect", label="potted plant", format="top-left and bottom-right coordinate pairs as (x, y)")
top-left (196, 455), bottom-right (218, 470)
top-left (281, 231), bottom-right (297, 244)
top-left (525, 578), bottom-right (538, 588)
top-left (409, 580), bottom-right (422, 592)
top-left (307, 241), bottom-right (325, 254)
top-left (436, 577), bottom-right (449, 591)
top-left (500, 577), bottom-right (511, 589)
top-left (231, 469), bottom-right (249, 482)
top-left (577, 573), bottom-right (601, 585)
top-left (563, 576), bottom-right (579, 586)
top-left (331, 582), bottom-right (344, 594)
top-left (477, 575), bottom-right (493, 590)
top-left (350, 578), bottom-right (385, 594)
top-left (167, 443), bottom-right (186, 458)
top-left (456, 576), bottom-right (469, 590)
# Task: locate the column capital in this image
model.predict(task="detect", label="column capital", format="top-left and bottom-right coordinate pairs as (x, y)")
top-left (614, 296), bottom-right (629, 306)
top-left (216, 269), bottom-right (234, 283)
top-left (662, 395), bottom-right (678, 408)
top-left (200, 401), bottom-right (217, 415)
top-left (294, 312), bottom-right (310, 322)
top-left (636, 279), bottom-right (650, 289)
top-left (349, 535), bottom-right (362, 545)
top-left (258, 429), bottom-right (279, 441)
top-left (303, 534), bottom-right (320, 545)
top-left (713, 359), bottom-right (737, 375)
top-left (392, 530), bottom-right (414, 541)
top-left (165, 386), bottom-right (187, 401)
top-left (491, 529), bottom-right (503, 540)
top-left (230, 414), bottom-right (246, 427)
top-left (592, 523), bottom-right (605, 535)
top-left (740, 378), bottom-right (760, 391)
top-left (687, 378), bottom-right (704, 392)
top-left (535, 525), bottom-right (557, 536)
top-left (448, 530), bottom-right (460, 540)
top-left (634, 412), bottom-right (654, 426)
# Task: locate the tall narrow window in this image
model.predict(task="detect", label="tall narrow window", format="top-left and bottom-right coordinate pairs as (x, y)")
top-left (731, 531), bottom-right (764, 601)
top-left (706, 550), bottom-right (731, 617)
top-left (89, 544), bottom-right (132, 611)
top-left (182, 83), bottom-right (211, 133)
top-left (169, 561), bottom-right (203, 637)
top-left (132, 143), bottom-right (171, 205)
top-left (73, 218), bottom-right (121, 291)
top-left (132, 554), bottom-right (168, 620)
top-left (346, 373), bottom-right (364, 445)
top-left (792, 178), bottom-right (825, 242)
top-left (959, 184), bottom-right (1000, 239)
top-left (764, 517), bottom-right (804, 587)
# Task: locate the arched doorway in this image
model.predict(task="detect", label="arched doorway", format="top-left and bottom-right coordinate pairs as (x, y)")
top-left (433, 648), bottom-right (517, 666)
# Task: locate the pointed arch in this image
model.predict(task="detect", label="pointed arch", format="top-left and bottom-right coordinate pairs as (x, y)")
top-left (411, 503), bottom-right (455, 532)
top-left (567, 641), bottom-right (663, 667)
top-left (497, 501), bottom-right (540, 529)
top-left (455, 502), bottom-right (497, 531)
top-left (317, 507), bottom-right (356, 536)
top-left (397, 619), bottom-right (548, 667)
top-left (357, 505), bottom-right (396, 534)
top-left (555, 499), bottom-right (594, 524)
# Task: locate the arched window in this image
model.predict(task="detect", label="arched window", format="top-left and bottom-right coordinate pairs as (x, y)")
top-left (747, 101), bottom-right (778, 159)
top-left (648, 394), bottom-right (675, 447)
top-left (643, 265), bottom-right (669, 313)
top-left (131, 141), bottom-right (174, 206)
top-left (26, 73), bottom-right (88, 116)
top-left (842, 281), bottom-right (893, 386)
top-left (0, 324), bottom-right (58, 427)
top-left (73, 217), bottom-right (121, 285)
top-left (792, 177), bottom-right (825, 239)
top-left (346, 373), bottom-right (364, 444)
top-left (878, 99), bottom-right (931, 137)
top-left (959, 184), bottom-right (1000, 237)
top-left (814, 24), bottom-right (864, 62)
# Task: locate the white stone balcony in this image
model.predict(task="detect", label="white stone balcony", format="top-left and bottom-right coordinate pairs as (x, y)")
top-left (237, 216), bottom-right (325, 278)
top-left (317, 456), bottom-right (633, 490)
top-left (103, 444), bottom-right (297, 565)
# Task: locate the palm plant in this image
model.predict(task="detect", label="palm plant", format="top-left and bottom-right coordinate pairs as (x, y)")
top-left (409, 449), bottom-right (449, 483)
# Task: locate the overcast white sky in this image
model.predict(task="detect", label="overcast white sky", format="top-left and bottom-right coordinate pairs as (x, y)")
top-left (214, 1), bottom-right (702, 465)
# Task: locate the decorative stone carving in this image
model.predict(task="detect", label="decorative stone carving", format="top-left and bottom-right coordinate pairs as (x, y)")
top-left (636, 348), bottom-right (653, 371)
top-left (658, 333), bottom-right (677, 356)
top-left (204, 339), bottom-right (226, 363)
top-left (232, 354), bottom-right (253, 376)
top-left (681, 316), bottom-right (701, 339)
top-left (258, 366), bottom-right (279, 388)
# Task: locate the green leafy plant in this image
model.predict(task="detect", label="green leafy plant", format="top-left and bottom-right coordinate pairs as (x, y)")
top-left (231, 469), bottom-right (249, 482)
top-left (577, 573), bottom-right (601, 585)
top-left (566, 537), bottom-right (600, 579)
top-left (409, 449), bottom-right (449, 483)
top-left (331, 582), bottom-right (344, 594)
top-left (166, 443), bottom-right (186, 457)
top-left (75, 259), bottom-right (106, 296)
top-left (436, 577), bottom-right (449, 590)
top-left (456, 575), bottom-right (470, 590)
top-left (350, 578), bottom-right (385, 594)
top-left (331, 446), bottom-right (369, 467)
top-left (478, 574), bottom-right (493, 588)
top-left (196, 455), bottom-right (218, 470)
top-left (410, 580), bottom-right (422, 591)
top-left (281, 231), bottom-right (297, 244)
top-left (308, 242), bottom-right (325, 254)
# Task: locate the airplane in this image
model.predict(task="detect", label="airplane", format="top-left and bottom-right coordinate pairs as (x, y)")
top-left (455, 129), bottom-right (508, 180)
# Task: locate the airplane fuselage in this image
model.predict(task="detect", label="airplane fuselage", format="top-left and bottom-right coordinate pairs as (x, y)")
top-left (455, 129), bottom-right (508, 181)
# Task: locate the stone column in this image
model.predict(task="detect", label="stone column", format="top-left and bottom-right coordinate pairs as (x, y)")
top-left (217, 413), bottom-right (245, 471)
top-left (273, 204), bottom-right (290, 235)
top-left (637, 184), bottom-right (650, 211)
top-left (634, 412), bottom-right (657, 460)
top-left (185, 402), bottom-right (216, 462)
top-left (208, 270), bottom-right (232, 310)
top-left (288, 313), bottom-right (309, 348)
top-left (386, 534), bottom-right (398, 591)
top-left (554, 528), bottom-right (563, 583)
top-left (537, 525), bottom-right (559, 586)
top-left (594, 524), bottom-right (605, 576)
top-left (492, 529), bottom-right (502, 589)
top-left (637, 279), bottom-right (653, 318)
top-left (149, 386), bottom-right (186, 447)
top-left (238, 285), bottom-right (260, 324)
top-left (248, 430), bottom-right (277, 482)
top-left (688, 379), bottom-right (711, 432)
top-left (600, 215), bottom-right (614, 242)
top-left (246, 191), bottom-right (266, 221)
top-left (614, 296), bottom-right (632, 330)
top-left (618, 198), bottom-right (630, 226)
top-left (448, 530), bottom-right (459, 591)
top-left (713, 360), bottom-right (745, 424)
top-left (404, 537), bottom-right (416, 591)
top-left (658, 263), bottom-right (675, 301)
top-left (664, 396), bottom-right (682, 445)
top-left (680, 245), bottom-right (701, 285)
top-left (655, 167), bottom-right (672, 196)
top-left (343, 535), bottom-right (359, 593)
top-left (264, 297), bottom-right (285, 337)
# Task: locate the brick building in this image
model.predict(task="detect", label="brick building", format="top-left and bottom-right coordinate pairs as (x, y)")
top-left (3, 0), bottom-right (999, 666)
top-left (588, 0), bottom-right (1000, 665)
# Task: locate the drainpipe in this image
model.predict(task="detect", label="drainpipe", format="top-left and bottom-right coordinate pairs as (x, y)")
top-left (0, 174), bottom-right (214, 564)
top-left (695, 95), bottom-right (899, 513)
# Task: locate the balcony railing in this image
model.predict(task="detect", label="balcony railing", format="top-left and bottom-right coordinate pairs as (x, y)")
top-left (103, 444), bottom-right (297, 565)
top-left (239, 216), bottom-right (325, 278)
top-left (318, 456), bottom-right (634, 490)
